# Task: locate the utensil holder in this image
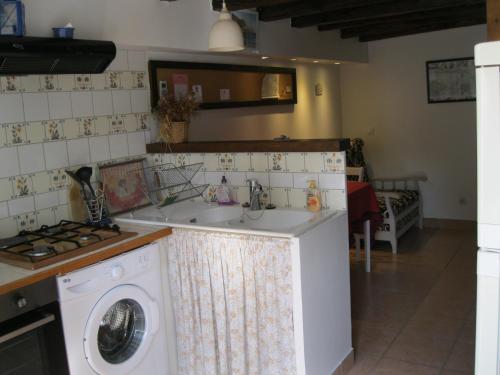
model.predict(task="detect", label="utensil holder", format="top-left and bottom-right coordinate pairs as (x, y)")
top-left (81, 188), bottom-right (109, 225)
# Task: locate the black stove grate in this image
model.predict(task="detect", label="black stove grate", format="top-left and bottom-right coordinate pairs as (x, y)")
top-left (0, 220), bottom-right (121, 263)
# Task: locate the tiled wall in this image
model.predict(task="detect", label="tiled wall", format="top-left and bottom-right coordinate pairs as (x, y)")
top-left (149, 152), bottom-right (347, 210)
top-left (0, 48), bottom-right (153, 237)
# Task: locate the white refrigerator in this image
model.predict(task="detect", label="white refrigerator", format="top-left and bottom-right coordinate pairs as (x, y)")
top-left (476, 40), bottom-right (500, 375)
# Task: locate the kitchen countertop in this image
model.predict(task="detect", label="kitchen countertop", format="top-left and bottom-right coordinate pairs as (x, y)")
top-left (0, 223), bottom-right (172, 295)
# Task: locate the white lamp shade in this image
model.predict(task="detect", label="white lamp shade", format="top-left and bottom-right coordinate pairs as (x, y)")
top-left (208, 5), bottom-right (244, 52)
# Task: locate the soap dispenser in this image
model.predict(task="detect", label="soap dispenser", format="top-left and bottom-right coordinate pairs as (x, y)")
top-left (216, 176), bottom-right (232, 204)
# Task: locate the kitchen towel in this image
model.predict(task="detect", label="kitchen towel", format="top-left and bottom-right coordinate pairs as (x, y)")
top-left (167, 228), bottom-right (296, 375)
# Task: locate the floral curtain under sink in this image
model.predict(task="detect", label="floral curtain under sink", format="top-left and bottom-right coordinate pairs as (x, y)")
top-left (167, 229), bottom-right (296, 375)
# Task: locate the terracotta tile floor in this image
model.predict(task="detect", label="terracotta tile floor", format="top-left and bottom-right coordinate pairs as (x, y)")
top-left (348, 227), bottom-right (476, 374)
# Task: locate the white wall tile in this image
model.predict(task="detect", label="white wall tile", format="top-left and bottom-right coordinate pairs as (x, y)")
top-left (250, 153), bottom-right (269, 172)
top-left (23, 93), bottom-right (50, 121)
top-left (0, 217), bottom-right (18, 237)
top-left (319, 174), bottom-right (346, 190)
top-left (245, 172), bottom-right (269, 187)
top-left (18, 144), bottom-right (45, 174)
top-left (109, 133), bottom-right (128, 159)
top-left (108, 49), bottom-right (129, 71)
top-left (0, 94), bottom-right (24, 123)
top-left (89, 136), bottom-right (111, 163)
top-left (304, 152), bottom-right (325, 172)
top-left (35, 191), bottom-right (60, 210)
top-left (130, 90), bottom-right (148, 113)
top-left (112, 90), bottom-right (132, 114)
top-left (127, 132), bottom-right (146, 156)
top-left (92, 91), bottom-right (113, 116)
top-left (71, 91), bottom-right (94, 117)
top-left (0, 201), bottom-right (8, 219)
top-left (293, 173), bottom-right (318, 189)
top-left (224, 171), bottom-right (246, 186)
top-left (127, 50), bottom-right (146, 71)
top-left (205, 171), bottom-right (224, 186)
top-left (269, 187), bottom-right (289, 207)
top-left (67, 138), bottom-right (90, 166)
top-left (8, 196), bottom-right (35, 216)
top-left (0, 147), bottom-right (19, 178)
top-left (286, 153), bottom-right (305, 172)
top-left (48, 92), bottom-right (72, 119)
top-left (269, 172), bottom-right (293, 188)
top-left (43, 141), bottom-right (68, 170)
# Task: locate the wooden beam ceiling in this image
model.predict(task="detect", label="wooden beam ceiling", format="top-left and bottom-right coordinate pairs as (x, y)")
top-left (291, 0), bottom-right (484, 28)
top-left (211, 0), bottom-right (294, 11)
top-left (212, 0), bottom-right (487, 42)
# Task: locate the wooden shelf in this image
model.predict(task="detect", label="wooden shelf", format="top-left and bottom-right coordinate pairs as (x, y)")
top-left (146, 138), bottom-right (350, 153)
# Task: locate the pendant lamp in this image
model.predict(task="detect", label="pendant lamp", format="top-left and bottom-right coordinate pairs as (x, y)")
top-left (208, 0), bottom-right (244, 52)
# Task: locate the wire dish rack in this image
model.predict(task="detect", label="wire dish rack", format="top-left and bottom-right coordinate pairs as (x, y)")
top-left (133, 162), bottom-right (208, 207)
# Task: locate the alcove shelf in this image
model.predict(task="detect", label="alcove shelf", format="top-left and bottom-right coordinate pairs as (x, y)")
top-left (146, 138), bottom-right (350, 154)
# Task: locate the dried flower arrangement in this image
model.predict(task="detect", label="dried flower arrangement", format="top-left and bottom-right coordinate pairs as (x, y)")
top-left (155, 94), bottom-right (199, 144)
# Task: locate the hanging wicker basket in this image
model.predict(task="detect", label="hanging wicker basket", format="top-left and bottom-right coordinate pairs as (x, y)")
top-left (160, 120), bottom-right (188, 144)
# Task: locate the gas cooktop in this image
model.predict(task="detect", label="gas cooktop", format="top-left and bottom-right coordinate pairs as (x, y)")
top-left (0, 221), bottom-right (136, 270)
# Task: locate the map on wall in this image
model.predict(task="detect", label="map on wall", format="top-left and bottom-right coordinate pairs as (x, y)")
top-left (426, 58), bottom-right (476, 103)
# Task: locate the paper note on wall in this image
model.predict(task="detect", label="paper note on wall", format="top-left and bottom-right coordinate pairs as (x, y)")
top-left (192, 85), bottom-right (203, 102)
top-left (173, 74), bottom-right (188, 99)
top-left (220, 89), bottom-right (231, 101)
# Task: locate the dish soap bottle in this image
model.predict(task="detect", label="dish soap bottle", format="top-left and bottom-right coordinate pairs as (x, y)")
top-left (306, 180), bottom-right (321, 212)
top-left (216, 176), bottom-right (232, 204)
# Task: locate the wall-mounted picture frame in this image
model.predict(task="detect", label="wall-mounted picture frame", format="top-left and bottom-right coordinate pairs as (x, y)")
top-left (232, 9), bottom-right (257, 50)
top-left (99, 159), bottom-right (151, 215)
top-left (426, 57), bottom-right (476, 104)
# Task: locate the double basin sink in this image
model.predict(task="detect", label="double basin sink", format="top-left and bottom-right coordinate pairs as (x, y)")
top-left (116, 199), bottom-right (340, 238)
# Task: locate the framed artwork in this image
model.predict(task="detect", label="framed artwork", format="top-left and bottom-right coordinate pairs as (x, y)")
top-left (426, 57), bottom-right (476, 103)
top-left (99, 159), bottom-right (151, 215)
top-left (232, 10), bottom-right (257, 50)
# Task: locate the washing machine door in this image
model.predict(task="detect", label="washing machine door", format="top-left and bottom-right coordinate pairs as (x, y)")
top-left (83, 284), bottom-right (160, 375)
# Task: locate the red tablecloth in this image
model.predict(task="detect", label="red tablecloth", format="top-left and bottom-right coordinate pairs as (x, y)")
top-left (347, 181), bottom-right (382, 237)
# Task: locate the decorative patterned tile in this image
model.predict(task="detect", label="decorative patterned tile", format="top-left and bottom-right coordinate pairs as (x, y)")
top-left (13, 175), bottom-right (32, 197)
top-left (109, 115), bottom-right (125, 133)
top-left (218, 153), bottom-right (235, 171)
top-left (7, 123), bottom-right (26, 145)
top-left (0, 126), bottom-right (6, 146)
top-left (324, 152), bottom-right (346, 173)
top-left (45, 120), bottom-right (64, 141)
top-left (78, 118), bottom-right (96, 137)
top-left (1, 76), bottom-right (21, 92)
top-left (41, 75), bottom-right (58, 91)
top-left (16, 212), bottom-right (37, 232)
top-left (269, 152), bottom-right (285, 172)
top-left (75, 74), bottom-right (92, 90)
top-left (132, 72), bottom-right (146, 89)
top-left (49, 169), bottom-right (69, 190)
top-left (106, 72), bottom-right (121, 89)
top-left (136, 113), bottom-right (150, 130)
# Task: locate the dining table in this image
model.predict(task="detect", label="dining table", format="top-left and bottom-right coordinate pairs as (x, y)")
top-left (347, 181), bottom-right (383, 272)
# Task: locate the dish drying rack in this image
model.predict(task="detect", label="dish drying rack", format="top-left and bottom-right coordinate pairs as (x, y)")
top-left (134, 162), bottom-right (208, 207)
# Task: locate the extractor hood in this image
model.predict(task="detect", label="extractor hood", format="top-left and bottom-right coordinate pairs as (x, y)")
top-left (0, 36), bottom-right (116, 75)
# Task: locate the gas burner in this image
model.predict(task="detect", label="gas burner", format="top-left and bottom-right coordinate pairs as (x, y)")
top-left (25, 245), bottom-right (56, 257)
top-left (79, 235), bottom-right (92, 241)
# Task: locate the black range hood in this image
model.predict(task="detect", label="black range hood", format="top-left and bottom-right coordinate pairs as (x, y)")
top-left (0, 36), bottom-right (116, 75)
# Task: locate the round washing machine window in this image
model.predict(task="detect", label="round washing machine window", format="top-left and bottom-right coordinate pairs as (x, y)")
top-left (84, 285), bottom-right (160, 374)
top-left (97, 298), bottom-right (145, 364)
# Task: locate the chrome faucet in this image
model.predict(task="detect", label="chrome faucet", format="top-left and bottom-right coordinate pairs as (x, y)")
top-left (247, 178), bottom-right (263, 211)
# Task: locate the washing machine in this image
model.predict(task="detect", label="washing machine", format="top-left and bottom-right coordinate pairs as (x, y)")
top-left (57, 243), bottom-right (169, 375)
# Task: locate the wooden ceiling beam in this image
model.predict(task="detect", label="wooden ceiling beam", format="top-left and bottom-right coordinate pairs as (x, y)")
top-left (258, 0), bottom-right (393, 22)
top-left (291, 0), bottom-right (485, 28)
top-left (320, 4), bottom-right (485, 33)
top-left (212, 0), bottom-right (294, 11)
top-left (357, 16), bottom-right (485, 41)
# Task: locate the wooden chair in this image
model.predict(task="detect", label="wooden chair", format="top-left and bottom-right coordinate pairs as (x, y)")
top-left (346, 167), bottom-right (364, 182)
